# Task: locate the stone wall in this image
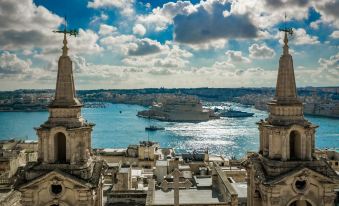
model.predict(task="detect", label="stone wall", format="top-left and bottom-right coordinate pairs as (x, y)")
top-left (212, 163), bottom-right (238, 206)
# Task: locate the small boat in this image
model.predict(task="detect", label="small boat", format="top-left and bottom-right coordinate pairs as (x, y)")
top-left (218, 109), bottom-right (254, 118)
top-left (145, 125), bottom-right (165, 131)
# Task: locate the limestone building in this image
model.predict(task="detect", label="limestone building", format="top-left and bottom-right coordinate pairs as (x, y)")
top-left (15, 31), bottom-right (106, 206)
top-left (243, 31), bottom-right (339, 205)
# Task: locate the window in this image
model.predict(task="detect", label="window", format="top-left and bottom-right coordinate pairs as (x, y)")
top-left (295, 180), bottom-right (307, 190)
top-left (51, 184), bottom-right (62, 195)
top-left (289, 131), bottom-right (301, 160)
top-left (54, 132), bottom-right (66, 163)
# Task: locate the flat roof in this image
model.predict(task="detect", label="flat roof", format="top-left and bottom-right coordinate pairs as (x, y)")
top-left (156, 160), bottom-right (168, 167)
top-left (153, 189), bottom-right (221, 205)
top-left (119, 167), bottom-right (130, 173)
top-left (194, 176), bottom-right (212, 188)
top-left (208, 155), bottom-right (224, 162)
top-left (178, 165), bottom-right (190, 170)
top-left (231, 182), bottom-right (247, 198)
top-left (131, 169), bottom-right (142, 177)
top-left (102, 148), bottom-right (126, 153)
top-left (107, 162), bottom-right (120, 167)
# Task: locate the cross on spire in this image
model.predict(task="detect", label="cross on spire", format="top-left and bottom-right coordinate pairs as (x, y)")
top-left (53, 17), bottom-right (79, 56)
top-left (160, 169), bottom-right (192, 206)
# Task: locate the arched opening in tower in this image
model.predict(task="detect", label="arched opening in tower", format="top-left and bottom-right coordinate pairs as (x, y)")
top-left (55, 132), bottom-right (67, 163)
top-left (289, 130), bottom-right (301, 160)
top-left (289, 200), bottom-right (312, 206)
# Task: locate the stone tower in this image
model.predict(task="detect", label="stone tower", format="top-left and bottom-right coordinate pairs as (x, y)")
top-left (16, 30), bottom-right (105, 206)
top-left (243, 31), bottom-right (338, 206)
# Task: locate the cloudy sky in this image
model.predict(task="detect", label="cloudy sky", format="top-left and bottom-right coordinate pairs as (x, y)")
top-left (0, 0), bottom-right (338, 90)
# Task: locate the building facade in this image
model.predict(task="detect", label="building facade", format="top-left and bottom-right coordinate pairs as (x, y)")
top-left (15, 31), bottom-right (106, 206)
top-left (243, 31), bottom-right (339, 206)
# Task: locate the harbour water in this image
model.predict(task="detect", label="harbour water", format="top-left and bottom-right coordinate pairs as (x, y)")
top-left (0, 103), bottom-right (338, 158)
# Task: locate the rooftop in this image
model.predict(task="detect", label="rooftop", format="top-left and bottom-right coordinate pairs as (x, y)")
top-left (231, 182), bottom-right (247, 198)
top-left (194, 176), bottom-right (212, 188)
top-left (153, 188), bottom-right (221, 205)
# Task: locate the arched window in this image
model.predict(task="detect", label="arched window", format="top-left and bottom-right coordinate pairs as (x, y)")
top-left (54, 132), bottom-right (66, 163)
top-left (289, 200), bottom-right (312, 206)
top-left (289, 131), bottom-right (301, 160)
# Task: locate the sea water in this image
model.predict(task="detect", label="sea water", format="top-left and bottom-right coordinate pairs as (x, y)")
top-left (0, 103), bottom-right (338, 158)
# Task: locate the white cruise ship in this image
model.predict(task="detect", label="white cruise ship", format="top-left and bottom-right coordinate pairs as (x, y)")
top-left (137, 95), bottom-right (217, 122)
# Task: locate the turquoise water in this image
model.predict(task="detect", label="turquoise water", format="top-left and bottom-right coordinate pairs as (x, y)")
top-left (0, 103), bottom-right (338, 158)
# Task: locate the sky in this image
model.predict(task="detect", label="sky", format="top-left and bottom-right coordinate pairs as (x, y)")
top-left (0, 0), bottom-right (338, 90)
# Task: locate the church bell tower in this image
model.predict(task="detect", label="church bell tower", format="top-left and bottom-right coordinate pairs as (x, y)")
top-left (37, 30), bottom-right (93, 166)
top-left (260, 30), bottom-right (315, 162)
top-left (243, 26), bottom-right (338, 206)
top-left (17, 23), bottom-right (105, 206)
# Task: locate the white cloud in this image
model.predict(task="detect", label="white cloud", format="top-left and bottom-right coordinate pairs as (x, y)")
top-left (292, 28), bottom-right (319, 45)
top-left (138, 0), bottom-right (258, 46)
top-left (173, 1), bottom-right (257, 44)
top-left (0, 0), bottom-right (62, 50)
top-left (0, 0), bottom-right (62, 32)
top-left (145, 3), bottom-right (151, 9)
top-left (0, 51), bottom-right (31, 75)
top-left (225, 50), bottom-right (251, 64)
top-left (313, 0), bottom-right (339, 28)
top-left (87, 0), bottom-right (135, 16)
top-left (310, 19), bottom-right (322, 30)
top-left (127, 38), bottom-right (166, 56)
top-left (231, 0), bottom-right (311, 29)
top-left (98, 24), bottom-right (117, 36)
top-left (319, 53), bottom-right (339, 69)
top-left (35, 29), bottom-right (103, 62)
top-left (0, 0), bottom-right (102, 67)
top-left (68, 29), bottom-right (103, 54)
top-left (89, 13), bottom-right (108, 26)
top-left (277, 28), bottom-right (319, 45)
top-left (148, 68), bottom-right (173, 75)
top-left (249, 43), bottom-right (275, 59)
top-left (137, 1), bottom-right (194, 32)
top-left (212, 61), bottom-right (236, 70)
top-left (123, 42), bottom-right (192, 68)
top-left (330, 31), bottom-right (339, 39)
top-left (100, 34), bottom-right (136, 48)
top-left (133, 24), bottom-right (146, 36)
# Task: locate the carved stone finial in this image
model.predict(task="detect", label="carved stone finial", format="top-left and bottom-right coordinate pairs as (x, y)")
top-left (62, 32), bottom-right (68, 57)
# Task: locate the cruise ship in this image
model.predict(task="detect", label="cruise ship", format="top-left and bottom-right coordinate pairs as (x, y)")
top-left (137, 95), bottom-right (218, 122)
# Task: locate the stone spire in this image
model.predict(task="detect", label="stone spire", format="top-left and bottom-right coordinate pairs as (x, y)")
top-left (50, 29), bottom-right (81, 108)
top-left (274, 30), bottom-right (300, 104)
top-left (267, 28), bottom-right (306, 126)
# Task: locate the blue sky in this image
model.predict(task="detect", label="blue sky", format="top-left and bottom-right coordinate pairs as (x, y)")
top-left (0, 0), bottom-right (338, 90)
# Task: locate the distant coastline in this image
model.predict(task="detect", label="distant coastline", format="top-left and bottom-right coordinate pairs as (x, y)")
top-left (0, 87), bottom-right (338, 118)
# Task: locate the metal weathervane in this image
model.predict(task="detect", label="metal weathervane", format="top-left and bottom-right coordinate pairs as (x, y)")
top-left (53, 17), bottom-right (79, 56)
top-left (279, 13), bottom-right (293, 55)
top-left (53, 17), bottom-right (79, 37)
top-left (279, 13), bottom-right (293, 36)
